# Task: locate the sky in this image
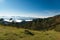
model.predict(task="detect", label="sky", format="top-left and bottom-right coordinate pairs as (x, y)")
top-left (0, 0), bottom-right (60, 18)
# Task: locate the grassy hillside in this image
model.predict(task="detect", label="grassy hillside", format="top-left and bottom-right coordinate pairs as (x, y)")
top-left (0, 25), bottom-right (60, 40)
top-left (0, 15), bottom-right (60, 40)
top-left (0, 14), bottom-right (60, 31)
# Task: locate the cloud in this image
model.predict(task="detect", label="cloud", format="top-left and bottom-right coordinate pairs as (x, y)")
top-left (0, 10), bottom-right (60, 18)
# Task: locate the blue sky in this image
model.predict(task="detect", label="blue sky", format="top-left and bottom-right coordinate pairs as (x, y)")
top-left (0, 0), bottom-right (60, 18)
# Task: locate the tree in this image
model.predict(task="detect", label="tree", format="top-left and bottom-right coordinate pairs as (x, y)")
top-left (0, 18), bottom-right (4, 21)
top-left (9, 18), bottom-right (13, 22)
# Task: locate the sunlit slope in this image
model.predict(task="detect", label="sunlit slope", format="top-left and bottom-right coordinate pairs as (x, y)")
top-left (0, 25), bottom-right (60, 40)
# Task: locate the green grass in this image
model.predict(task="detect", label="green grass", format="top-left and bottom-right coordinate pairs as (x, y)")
top-left (0, 25), bottom-right (60, 40)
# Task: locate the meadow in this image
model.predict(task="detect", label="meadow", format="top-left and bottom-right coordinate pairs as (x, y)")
top-left (0, 25), bottom-right (60, 40)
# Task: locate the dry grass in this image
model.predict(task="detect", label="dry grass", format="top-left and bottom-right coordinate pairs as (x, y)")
top-left (0, 25), bottom-right (60, 40)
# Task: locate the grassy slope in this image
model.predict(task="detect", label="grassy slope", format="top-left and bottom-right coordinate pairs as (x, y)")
top-left (0, 25), bottom-right (60, 40)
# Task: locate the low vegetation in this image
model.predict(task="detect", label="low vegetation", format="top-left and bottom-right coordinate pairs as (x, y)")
top-left (0, 15), bottom-right (60, 31)
top-left (0, 25), bottom-right (60, 40)
top-left (0, 15), bottom-right (60, 40)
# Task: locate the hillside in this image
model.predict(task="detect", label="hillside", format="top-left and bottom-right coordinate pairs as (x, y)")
top-left (0, 25), bottom-right (60, 40)
top-left (18, 14), bottom-right (60, 31)
top-left (0, 14), bottom-right (60, 31)
top-left (0, 15), bottom-right (60, 40)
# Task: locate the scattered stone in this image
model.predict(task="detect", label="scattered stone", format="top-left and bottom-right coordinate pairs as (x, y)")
top-left (24, 29), bottom-right (34, 36)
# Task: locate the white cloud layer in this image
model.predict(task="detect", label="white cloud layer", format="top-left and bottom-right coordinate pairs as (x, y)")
top-left (0, 10), bottom-right (60, 18)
